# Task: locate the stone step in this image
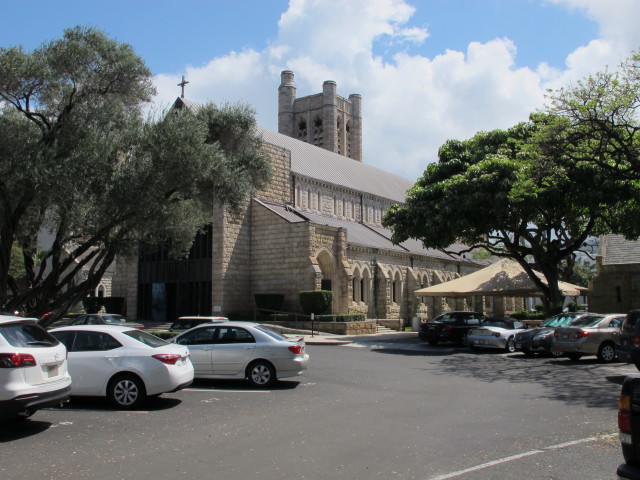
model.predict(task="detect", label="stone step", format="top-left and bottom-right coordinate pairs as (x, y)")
top-left (375, 325), bottom-right (396, 333)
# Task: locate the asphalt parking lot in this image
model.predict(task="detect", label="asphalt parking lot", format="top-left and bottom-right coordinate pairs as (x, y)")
top-left (0, 333), bottom-right (633, 480)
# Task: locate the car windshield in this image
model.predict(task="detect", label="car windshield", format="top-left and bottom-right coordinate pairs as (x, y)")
top-left (482, 320), bottom-right (509, 328)
top-left (103, 315), bottom-right (128, 324)
top-left (570, 316), bottom-right (605, 328)
top-left (255, 325), bottom-right (286, 340)
top-left (541, 314), bottom-right (578, 327)
top-left (435, 314), bottom-right (464, 324)
top-left (123, 330), bottom-right (168, 347)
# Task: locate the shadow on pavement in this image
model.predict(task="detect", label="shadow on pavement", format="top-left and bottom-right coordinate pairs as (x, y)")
top-left (0, 419), bottom-right (52, 443)
top-left (189, 378), bottom-right (300, 391)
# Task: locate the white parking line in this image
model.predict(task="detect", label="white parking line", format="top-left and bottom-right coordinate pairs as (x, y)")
top-left (426, 433), bottom-right (617, 480)
top-left (183, 388), bottom-right (271, 393)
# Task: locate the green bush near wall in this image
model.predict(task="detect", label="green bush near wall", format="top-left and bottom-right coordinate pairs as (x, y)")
top-left (510, 310), bottom-right (546, 321)
top-left (315, 314), bottom-right (366, 322)
top-left (298, 290), bottom-right (333, 315)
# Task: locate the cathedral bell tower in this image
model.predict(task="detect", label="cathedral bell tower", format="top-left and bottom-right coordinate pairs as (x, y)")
top-left (278, 70), bottom-right (362, 162)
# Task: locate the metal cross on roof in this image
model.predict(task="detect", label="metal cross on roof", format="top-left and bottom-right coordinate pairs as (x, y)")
top-left (178, 75), bottom-right (189, 98)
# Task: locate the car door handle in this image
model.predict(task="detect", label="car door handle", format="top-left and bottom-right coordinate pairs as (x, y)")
top-left (244, 346), bottom-right (253, 350)
top-left (105, 355), bottom-right (120, 359)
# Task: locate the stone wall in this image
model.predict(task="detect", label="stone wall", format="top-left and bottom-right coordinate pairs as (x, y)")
top-left (589, 260), bottom-right (640, 313)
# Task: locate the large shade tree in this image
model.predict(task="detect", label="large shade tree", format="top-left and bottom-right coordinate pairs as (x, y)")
top-left (383, 113), bottom-right (640, 314)
top-left (0, 27), bottom-right (272, 322)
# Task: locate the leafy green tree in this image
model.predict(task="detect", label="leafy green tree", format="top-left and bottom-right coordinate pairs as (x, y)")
top-left (548, 50), bottom-right (640, 182)
top-left (383, 114), bottom-right (639, 314)
top-left (0, 27), bottom-right (271, 322)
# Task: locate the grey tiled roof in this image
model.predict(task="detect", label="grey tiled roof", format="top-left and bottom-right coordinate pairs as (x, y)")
top-left (256, 200), bottom-right (476, 263)
top-left (601, 234), bottom-right (640, 265)
top-left (258, 127), bottom-right (414, 203)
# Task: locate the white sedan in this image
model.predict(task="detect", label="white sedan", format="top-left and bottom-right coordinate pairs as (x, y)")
top-left (172, 322), bottom-right (309, 387)
top-left (466, 318), bottom-right (528, 353)
top-left (50, 325), bottom-right (194, 409)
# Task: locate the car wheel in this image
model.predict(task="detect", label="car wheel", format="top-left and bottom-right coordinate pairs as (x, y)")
top-left (597, 342), bottom-right (616, 363)
top-left (247, 361), bottom-right (276, 388)
top-left (549, 346), bottom-right (564, 358)
top-left (505, 337), bottom-right (516, 353)
top-left (427, 339), bottom-right (438, 346)
top-left (567, 353), bottom-right (582, 361)
top-left (107, 374), bottom-right (146, 409)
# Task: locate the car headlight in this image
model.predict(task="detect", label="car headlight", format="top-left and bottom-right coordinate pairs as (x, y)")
top-left (534, 332), bottom-right (551, 340)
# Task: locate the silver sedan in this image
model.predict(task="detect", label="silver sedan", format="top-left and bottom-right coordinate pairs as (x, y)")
top-left (172, 322), bottom-right (309, 387)
top-left (552, 313), bottom-right (625, 362)
top-left (467, 318), bottom-right (528, 353)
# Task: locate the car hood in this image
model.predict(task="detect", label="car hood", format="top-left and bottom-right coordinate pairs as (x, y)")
top-left (515, 327), bottom-right (553, 339)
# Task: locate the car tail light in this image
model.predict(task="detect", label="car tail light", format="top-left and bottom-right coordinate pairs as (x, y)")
top-left (288, 345), bottom-right (303, 355)
top-left (492, 332), bottom-right (500, 337)
top-left (0, 353), bottom-right (37, 368)
top-left (152, 354), bottom-right (182, 365)
top-left (633, 334), bottom-right (640, 347)
top-left (574, 330), bottom-right (590, 339)
top-left (619, 376), bottom-right (640, 466)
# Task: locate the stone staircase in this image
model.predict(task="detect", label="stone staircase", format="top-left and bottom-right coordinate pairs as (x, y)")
top-left (375, 323), bottom-right (396, 334)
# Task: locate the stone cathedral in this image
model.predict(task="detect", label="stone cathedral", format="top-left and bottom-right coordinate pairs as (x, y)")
top-left (112, 71), bottom-right (490, 326)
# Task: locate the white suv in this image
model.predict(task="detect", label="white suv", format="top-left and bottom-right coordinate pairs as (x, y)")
top-left (0, 315), bottom-right (71, 420)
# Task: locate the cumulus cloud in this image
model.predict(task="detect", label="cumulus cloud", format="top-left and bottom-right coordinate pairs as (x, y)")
top-left (152, 0), bottom-right (640, 181)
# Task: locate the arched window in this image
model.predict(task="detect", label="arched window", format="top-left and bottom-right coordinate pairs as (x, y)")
top-left (95, 284), bottom-right (106, 298)
top-left (337, 117), bottom-right (343, 155)
top-left (346, 120), bottom-right (352, 158)
top-left (313, 116), bottom-right (323, 147)
top-left (297, 117), bottom-right (307, 140)
top-left (392, 271), bottom-right (403, 304)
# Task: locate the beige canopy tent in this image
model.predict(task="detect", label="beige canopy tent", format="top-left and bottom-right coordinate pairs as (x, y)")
top-left (414, 258), bottom-right (587, 297)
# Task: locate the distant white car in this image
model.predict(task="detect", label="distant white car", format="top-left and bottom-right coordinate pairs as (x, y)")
top-left (50, 325), bottom-right (194, 409)
top-left (172, 322), bottom-right (309, 387)
top-left (0, 315), bottom-right (71, 420)
top-left (467, 318), bottom-right (528, 353)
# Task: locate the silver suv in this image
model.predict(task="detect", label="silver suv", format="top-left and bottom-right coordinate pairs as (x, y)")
top-left (0, 315), bottom-right (71, 420)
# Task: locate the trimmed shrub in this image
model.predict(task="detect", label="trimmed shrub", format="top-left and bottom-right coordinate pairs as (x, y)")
top-left (254, 294), bottom-right (285, 312)
top-left (298, 290), bottom-right (333, 315)
top-left (82, 297), bottom-right (103, 314)
top-left (81, 296), bottom-right (126, 315)
top-left (315, 314), bottom-right (365, 322)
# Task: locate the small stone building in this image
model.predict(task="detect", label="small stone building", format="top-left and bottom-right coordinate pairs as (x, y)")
top-left (113, 71), bottom-right (492, 324)
top-left (589, 234), bottom-right (640, 313)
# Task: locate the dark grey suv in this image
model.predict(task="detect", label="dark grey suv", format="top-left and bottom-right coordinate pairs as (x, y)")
top-left (617, 310), bottom-right (640, 370)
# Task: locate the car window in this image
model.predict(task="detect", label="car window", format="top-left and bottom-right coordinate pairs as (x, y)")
top-left (123, 330), bottom-right (168, 347)
top-left (572, 315), bottom-right (604, 328)
top-left (610, 317), bottom-right (624, 328)
top-left (72, 331), bottom-right (122, 351)
top-left (255, 325), bottom-right (286, 340)
top-left (176, 327), bottom-right (217, 345)
top-left (87, 315), bottom-right (102, 325)
top-left (0, 321), bottom-right (59, 348)
top-left (216, 327), bottom-right (255, 344)
top-left (514, 321), bottom-right (525, 330)
top-left (102, 315), bottom-right (127, 324)
top-left (51, 330), bottom-right (75, 350)
top-left (482, 320), bottom-right (507, 328)
top-left (465, 318), bottom-right (481, 326)
top-left (71, 316), bottom-right (88, 325)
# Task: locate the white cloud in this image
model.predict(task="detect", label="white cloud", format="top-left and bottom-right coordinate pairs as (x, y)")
top-left (152, 0), bottom-right (640, 181)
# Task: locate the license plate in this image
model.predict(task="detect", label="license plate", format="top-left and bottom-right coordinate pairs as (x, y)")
top-left (43, 364), bottom-right (58, 378)
top-left (562, 334), bottom-right (569, 339)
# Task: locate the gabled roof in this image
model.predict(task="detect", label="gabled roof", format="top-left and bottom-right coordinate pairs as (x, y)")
top-left (257, 127), bottom-right (414, 203)
top-left (254, 199), bottom-right (477, 264)
top-left (600, 234), bottom-right (640, 265)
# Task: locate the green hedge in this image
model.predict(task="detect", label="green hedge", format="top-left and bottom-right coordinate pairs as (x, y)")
top-left (314, 314), bottom-right (366, 322)
top-left (298, 290), bottom-right (332, 315)
top-left (510, 310), bottom-right (546, 321)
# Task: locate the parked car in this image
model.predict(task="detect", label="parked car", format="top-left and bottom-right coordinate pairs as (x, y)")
top-left (65, 313), bottom-right (145, 330)
top-left (514, 312), bottom-right (593, 357)
top-left (467, 317), bottom-right (527, 353)
top-left (168, 316), bottom-right (228, 332)
top-left (49, 325), bottom-right (194, 409)
top-left (172, 322), bottom-right (309, 387)
top-left (617, 375), bottom-right (640, 479)
top-left (418, 311), bottom-right (487, 345)
top-left (617, 310), bottom-right (640, 371)
top-left (552, 313), bottom-right (624, 362)
top-left (0, 315), bottom-right (71, 420)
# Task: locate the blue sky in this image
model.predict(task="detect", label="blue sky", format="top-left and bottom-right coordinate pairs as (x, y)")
top-left (1, 0), bottom-right (638, 180)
